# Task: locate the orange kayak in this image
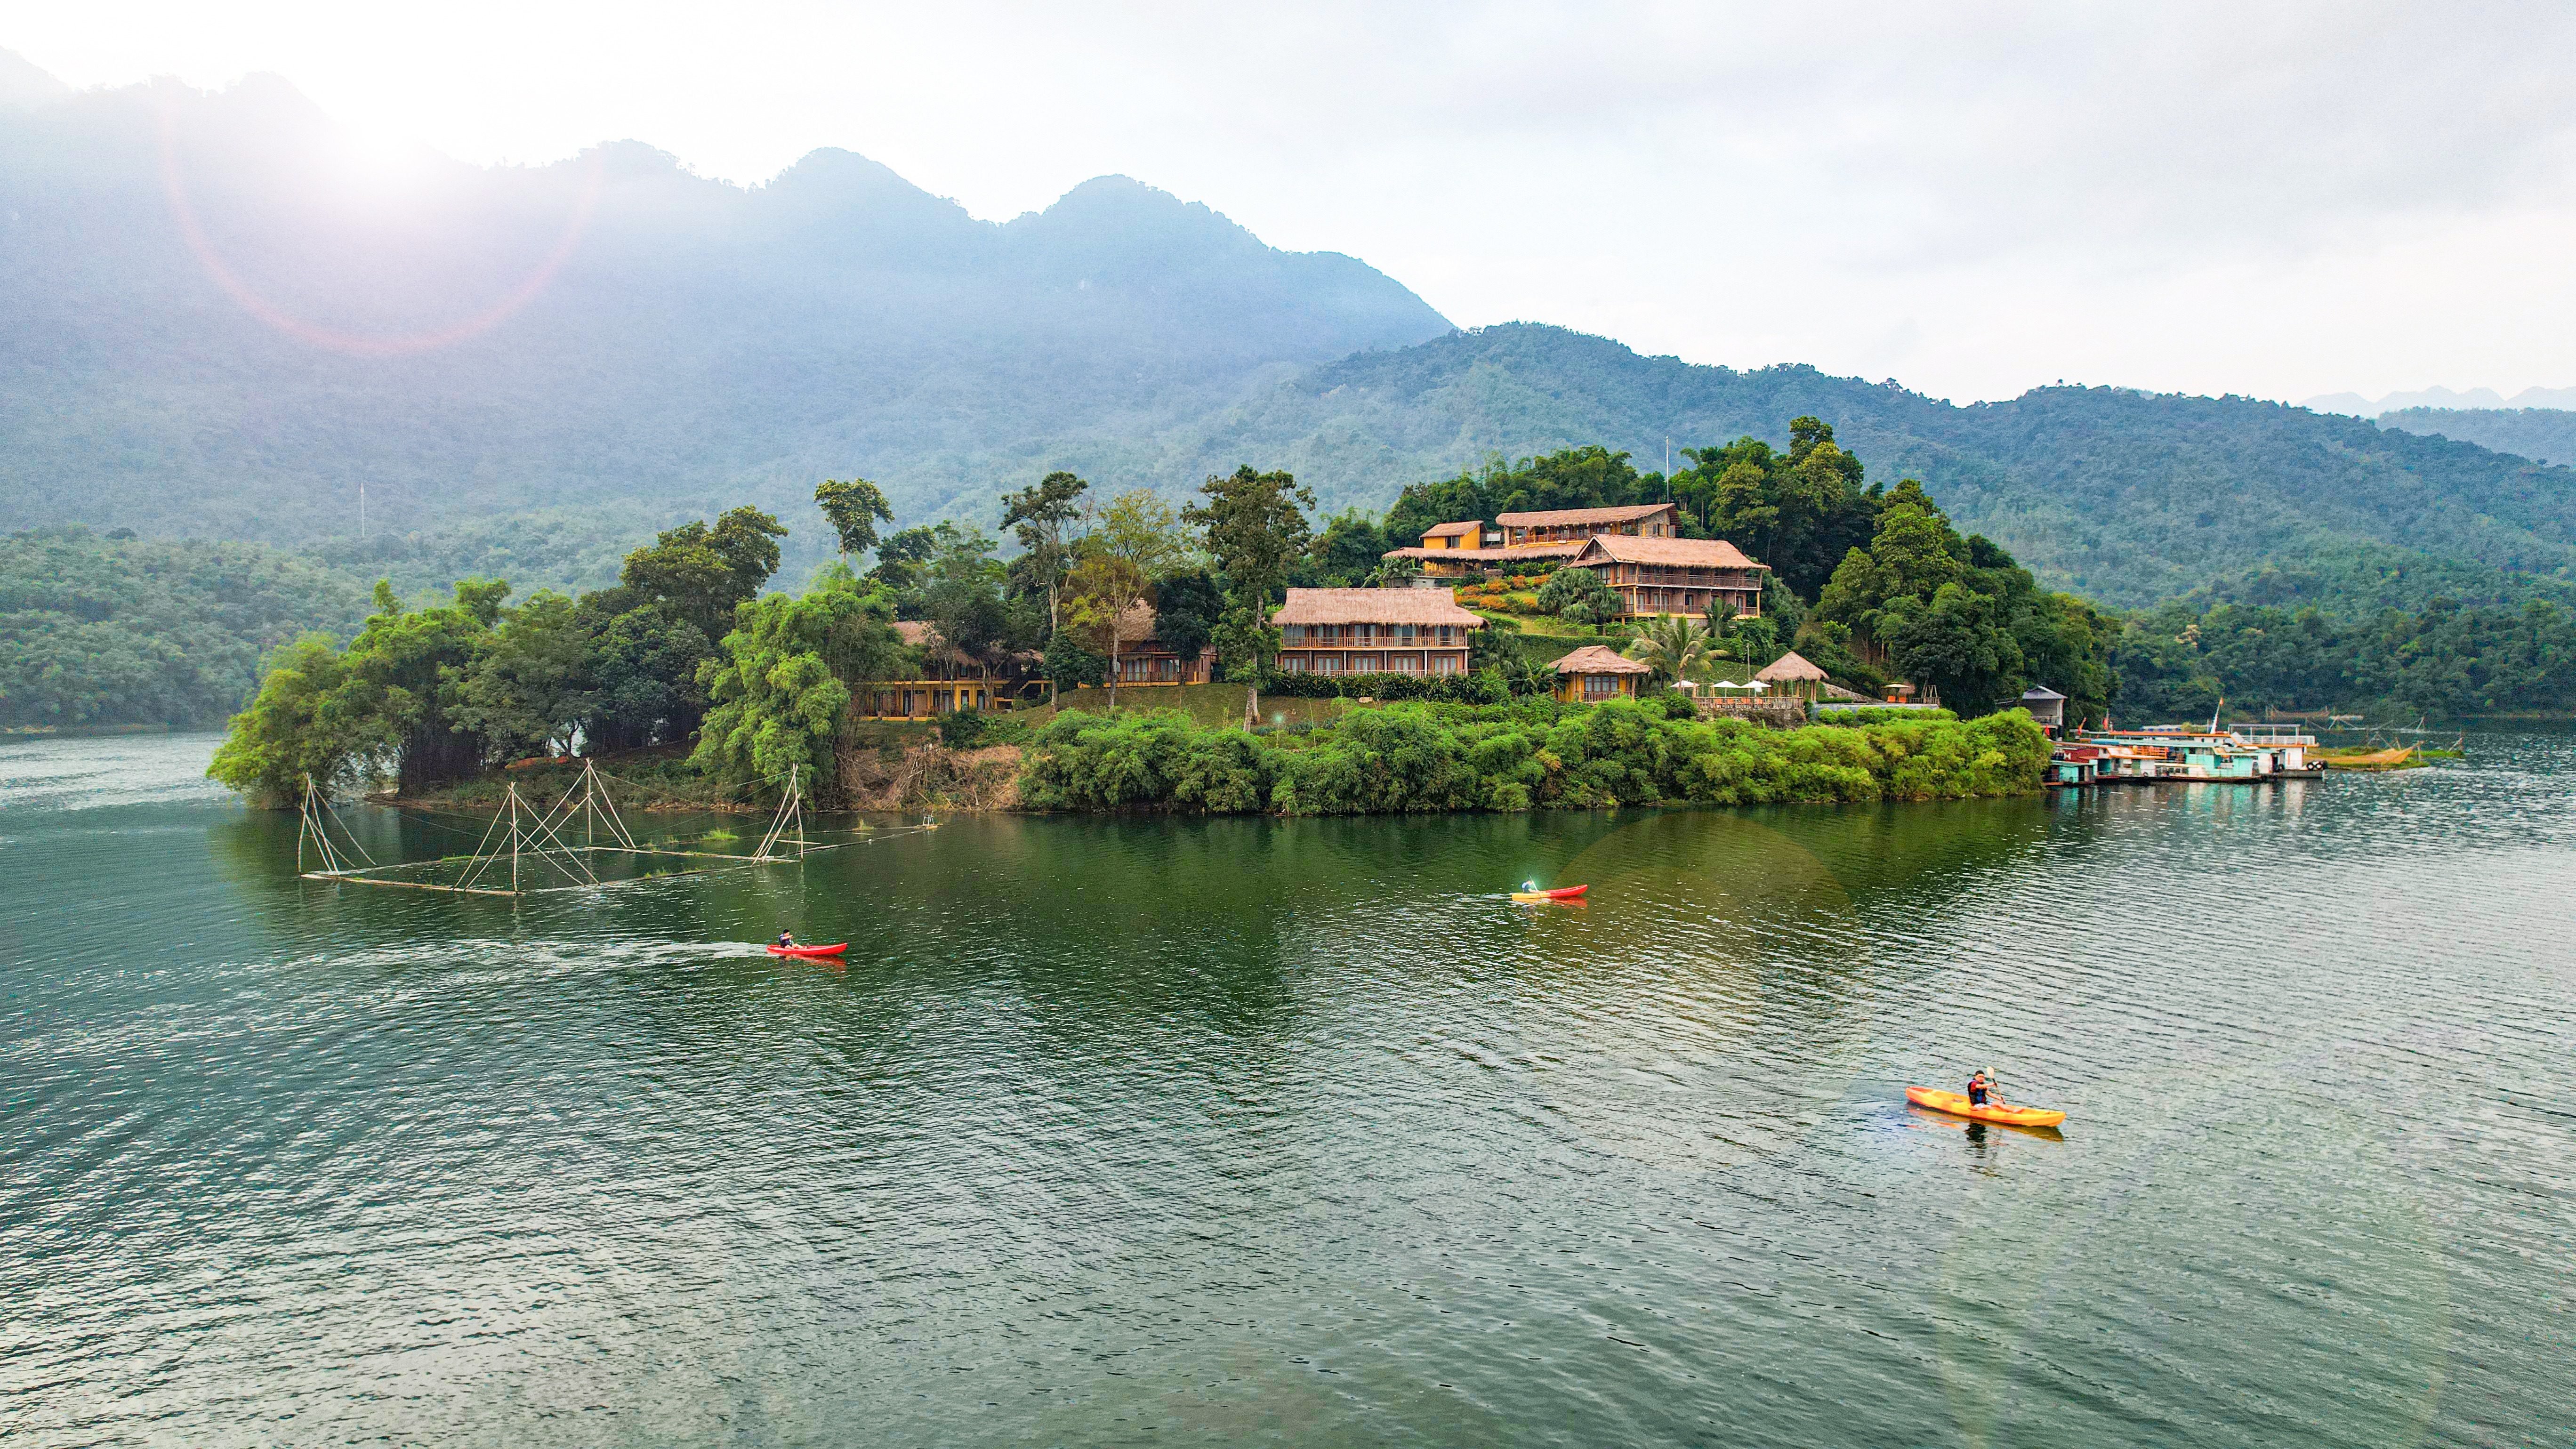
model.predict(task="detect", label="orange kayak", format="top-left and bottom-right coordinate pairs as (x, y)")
top-left (1906, 1086), bottom-right (2066, 1128)
top-left (766, 942), bottom-right (847, 958)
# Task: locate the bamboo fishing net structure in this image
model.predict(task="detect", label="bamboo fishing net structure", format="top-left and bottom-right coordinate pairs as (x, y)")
top-left (295, 760), bottom-right (934, 898)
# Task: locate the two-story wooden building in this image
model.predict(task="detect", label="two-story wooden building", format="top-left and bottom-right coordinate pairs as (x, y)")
top-left (1563, 535), bottom-right (1769, 620)
top-left (1272, 588), bottom-right (1482, 676)
top-left (1496, 502), bottom-right (1679, 548)
top-left (1380, 522), bottom-right (1582, 580)
top-left (1103, 604), bottom-right (1218, 687)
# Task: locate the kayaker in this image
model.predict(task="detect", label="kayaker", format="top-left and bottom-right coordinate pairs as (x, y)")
top-left (776, 930), bottom-right (797, 949)
top-left (1966, 1069), bottom-right (1995, 1107)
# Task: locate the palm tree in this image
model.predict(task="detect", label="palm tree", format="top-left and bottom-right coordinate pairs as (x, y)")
top-left (1623, 614), bottom-right (1713, 685)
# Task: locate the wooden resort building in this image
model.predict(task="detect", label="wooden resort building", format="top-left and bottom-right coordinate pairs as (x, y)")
top-left (1754, 650), bottom-right (1830, 702)
top-left (1272, 588), bottom-right (1481, 676)
top-left (1562, 534), bottom-right (1770, 620)
top-left (856, 621), bottom-right (1051, 720)
top-left (1497, 502), bottom-right (1680, 548)
top-left (1100, 603), bottom-right (1217, 688)
top-left (1379, 523), bottom-right (1582, 580)
top-left (1551, 644), bottom-right (1650, 702)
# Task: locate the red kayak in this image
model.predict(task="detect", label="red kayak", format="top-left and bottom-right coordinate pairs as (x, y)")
top-left (766, 942), bottom-right (847, 957)
top-left (1508, 884), bottom-right (1588, 902)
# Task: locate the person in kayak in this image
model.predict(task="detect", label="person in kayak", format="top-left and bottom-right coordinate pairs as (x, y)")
top-left (1966, 1069), bottom-right (1995, 1107)
top-left (776, 930), bottom-right (797, 949)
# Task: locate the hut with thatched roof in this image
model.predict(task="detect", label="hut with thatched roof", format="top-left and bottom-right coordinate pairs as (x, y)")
top-left (1754, 649), bottom-right (1831, 702)
top-left (1551, 644), bottom-right (1652, 703)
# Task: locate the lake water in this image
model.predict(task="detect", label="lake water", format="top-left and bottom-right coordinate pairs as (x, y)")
top-left (2, 731), bottom-right (2570, 1447)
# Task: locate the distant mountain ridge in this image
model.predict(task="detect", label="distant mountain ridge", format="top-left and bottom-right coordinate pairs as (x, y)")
top-left (0, 68), bottom-right (1450, 544)
top-left (4, 57), bottom-right (2574, 616)
top-left (2304, 384), bottom-right (2576, 416)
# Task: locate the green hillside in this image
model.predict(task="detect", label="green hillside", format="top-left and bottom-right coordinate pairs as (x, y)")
top-left (2378, 407), bottom-right (2576, 467)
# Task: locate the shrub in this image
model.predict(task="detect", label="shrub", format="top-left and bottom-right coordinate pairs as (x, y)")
top-left (1014, 697), bottom-right (2048, 814)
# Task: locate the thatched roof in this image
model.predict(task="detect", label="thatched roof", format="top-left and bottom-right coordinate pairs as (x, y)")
top-left (1497, 502), bottom-right (1676, 527)
top-left (1552, 644), bottom-right (1651, 675)
top-left (1755, 650), bottom-right (1829, 683)
top-left (1272, 588), bottom-right (1483, 627)
top-left (1570, 535), bottom-right (1766, 570)
top-left (1420, 521), bottom-right (1481, 539)
top-left (1380, 543), bottom-right (1584, 563)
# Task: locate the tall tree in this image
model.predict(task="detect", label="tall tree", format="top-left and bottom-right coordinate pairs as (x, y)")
top-left (1001, 470), bottom-right (1089, 632)
top-left (1067, 489), bottom-right (1195, 707)
top-left (814, 477), bottom-right (894, 561)
top-left (1183, 465), bottom-right (1314, 604)
top-left (617, 507), bottom-right (788, 641)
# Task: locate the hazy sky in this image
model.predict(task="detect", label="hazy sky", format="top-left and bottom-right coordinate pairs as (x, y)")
top-left (14, 2), bottom-right (2576, 403)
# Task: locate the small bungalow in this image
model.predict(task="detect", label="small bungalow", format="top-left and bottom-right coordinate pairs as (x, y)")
top-left (2021, 685), bottom-right (2068, 735)
top-left (1552, 644), bottom-right (1651, 702)
top-left (1102, 604), bottom-right (1217, 687)
top-left (1273, 588), bottom-right (1482, 676)
top-left (1754, 650), bottom-right (1830, 702)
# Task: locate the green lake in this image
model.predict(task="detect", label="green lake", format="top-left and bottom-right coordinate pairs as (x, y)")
top-left (2, 731), bottom-right (2569, 1446)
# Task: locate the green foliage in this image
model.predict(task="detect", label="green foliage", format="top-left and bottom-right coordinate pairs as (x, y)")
top-left (1211, 589), bottom-right (1282, 682)
top-left (1819, 483), bottom-right (2115, 721)
top-left (1044, 632), bottom-right (1111, 691)
top-left (1537, 566), bottom-right (1622, 631)
top-left (1000, 471), bottom-right (1090, 631)
top-left (205, 638), bottom-right (372, 805)
top-left (1301, 508), bottom-right (1391, 587)
top-left (450, 590), bottom-right (589, 758)
top-left (1018, 698), bottom-right (2049, 814)
top-left (1672, 419), bottom-right (1880, 599)
top-left (0, 527), bottom-right (370, 727)
top-left (692, 567), bottom-right (898, 797)
top-left (1184, 465), bottom-right (1314, 603)
top-left (814, 478), bottom-right (894, 559)
top-left (1153, 570), bottom-right (1224, 662)
top-left (2114, 596), bottom-right (2576, 720)
top-left (613, 507), bottom-right (788, 641)
top-left (1624, 615), bottom-right (1715, 684)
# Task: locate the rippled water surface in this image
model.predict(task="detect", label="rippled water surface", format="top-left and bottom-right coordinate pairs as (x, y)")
top-left (3, 731), bottom-right (2571, 1446)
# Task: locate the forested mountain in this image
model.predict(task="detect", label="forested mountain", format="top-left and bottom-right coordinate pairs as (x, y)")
top-left (8, 62), bottom-right (2576, 630)
top-left (2377, 408), bottom-right (2576, 467)
top-left (0, 71), bottom-right (1449, 549)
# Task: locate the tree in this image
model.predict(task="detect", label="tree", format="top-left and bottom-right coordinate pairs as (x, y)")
top-left (451, 590), bottom-right (590, 759)
top-left (919, 526), bottom-right (1012, 664)
top-left (1153, 570), bottom-right (1224, 666)
top-left (1067, 490), bottom-right (1197, 707)
top-left (207, 637), bottom-right (374, 805)
top-left (1623, 615), bottom-right (1714, 685)
top-left (1304, 508), bottom-right (1390, 587)
top-left (1001, 470), bottom-right (1089, 632)
top-left (691, 567), bottom-right (895, 803)
top-left (815, 477), bottom-right (894, 560)
top-left (1212, 589), bottom-right (1282, 682)
top-left (1538, 566), bottom-right (1622, 634)
top-left (575, 602), bottom-right (710, 752)
top-left (1184, 465), bottom-right (1313, 604)
top-left (618, 507), bottom-right (787, 641)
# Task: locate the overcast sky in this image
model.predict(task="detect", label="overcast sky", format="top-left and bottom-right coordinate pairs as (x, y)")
top-left (14, 1), bottom-right (2576, 404)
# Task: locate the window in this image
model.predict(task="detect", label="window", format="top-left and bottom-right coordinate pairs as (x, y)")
top-left (1434, 654), bottom-right (1460, 676)
top-left (1584, 674), bottom-right (1621, 699)
top-left (1359, 623), bottom-right (1377, 642)
top-left (1399, 624), bottom-right (1417, 642)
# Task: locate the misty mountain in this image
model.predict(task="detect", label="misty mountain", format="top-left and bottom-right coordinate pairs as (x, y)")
top-left (0, 70), bottom-right (1450, 545)
top-left (1187, 324), bottom-right (2576, 611)
top-left (2374, 408), bottom-right (2576, 468)
top-left (2304, 384), bottom-right (2576, 416)
top-left (5, 62), bottom-right (2574, 616)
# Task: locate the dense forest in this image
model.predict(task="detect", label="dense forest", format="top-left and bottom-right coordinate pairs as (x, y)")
top-left (0, 528), bottom-right (367, 727)
top-left (2376, 408), bottom-right (2576, 468)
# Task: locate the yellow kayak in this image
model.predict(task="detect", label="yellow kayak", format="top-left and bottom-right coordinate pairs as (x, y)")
top-left (1906, 1086), bottom-right (2066, 1128)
